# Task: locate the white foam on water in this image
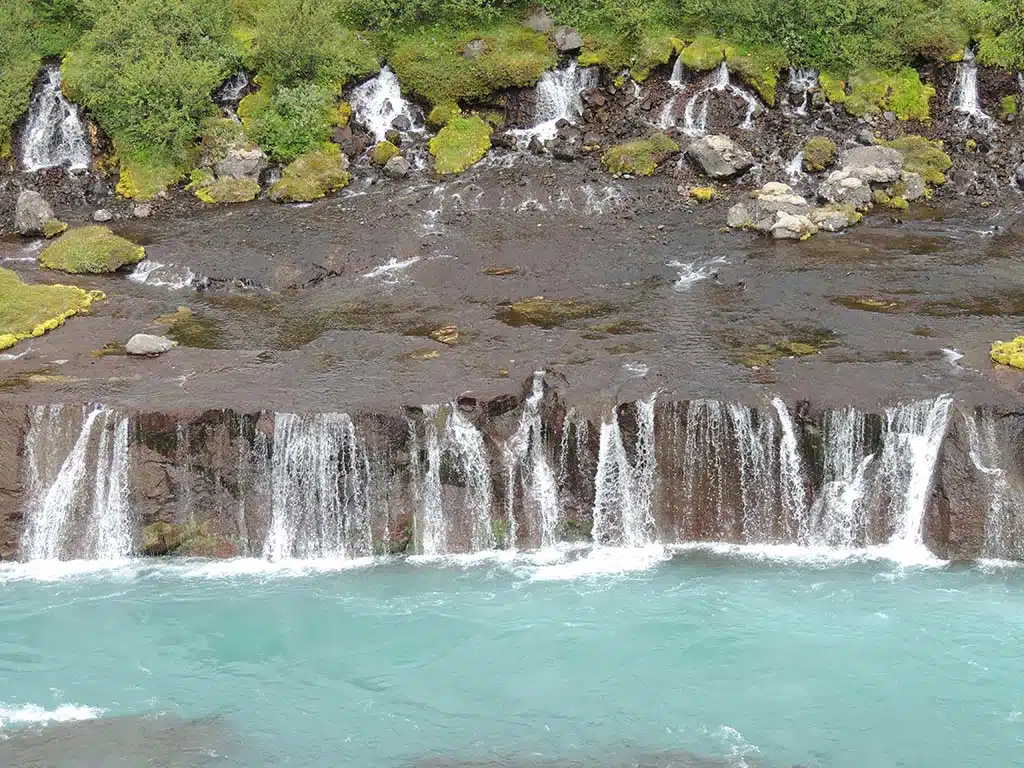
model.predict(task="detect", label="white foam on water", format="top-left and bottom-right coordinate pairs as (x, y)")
top-left (350, 66), bottom-right (422, 144)
top-left (0, 703), bottom-right (105, 729)
top-left (669, 541), bottom-right (946, 569)
top-left (361, 256), bottom-right (420, 283)
top-left (0, 558), bottom-right (137, 584)
top-left (668, 256), bottom-right (727, 289)
top-left (527, 544), bottom-right (670, 582)
top-left (581, 184), bottom-right (622, 215)
top-left (128, 260), bottom-right (197, 290)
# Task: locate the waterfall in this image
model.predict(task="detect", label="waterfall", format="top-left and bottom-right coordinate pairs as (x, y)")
top-left (810, 408), bottom-right (874, 547)
top-left (727, 404), bottom-right (777, 541)
top-left (410, 405), bottom-right (494, 555)
top-left (592, 397), bottom-right (657, 547)
top-left (681, 399), bottom-right (731, 537)
top-left (503, 373), bottom-right (561, 549)
top-left (787, 68), bottom-right (818, 116)
top-left (683, 62), bottom-right (759, 137)
top-left (659, 56), bottom-right (686, 129)
top-left (20, 65), bottom-right (91, 173)
top-left (21, 406), bottom-right (132, 561)
top-left (350, 66), bottom-right (422, 144)
top-left (263, 413), bottom-right (375, 560)
top-left (878, 396), bottom-right (953, 556)
top-left (773, 399), bottom-right (809, 540)
top-left (516, 62), bottom-right (597, 144)
top-left (950, 48), bottom-right (990, 128)
top-left (785, 151), bottom-right (806, 184)
top-left (963, 410), bottom-right (1023, 559)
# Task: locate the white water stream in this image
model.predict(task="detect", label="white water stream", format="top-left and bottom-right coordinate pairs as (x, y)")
top-left (20, 65), bottom-right (91, 172)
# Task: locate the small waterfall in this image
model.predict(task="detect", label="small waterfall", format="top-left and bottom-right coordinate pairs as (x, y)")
top-left (950, 48), bottom-right (990, 128)
top-left (680, 399), bottom-right (731, 537)
top-left (785, 151), bottom-right (806, 184)
top-left (350, 66), bottom-right (422, 144)
top-left (128, 260), bottom-right (198, 290)
top-left (263, 413), bottom-right (375, 560)
top-left (592, 397), bottom-right (657, 547)
top-left (787, 68), bottom-right (818, 116)
top-left (503, 373), bottom-right (561, 549)
top-left (727, 404), bottom-right (778, 541)
top-left (410, 405), bottom-right (494, 555)
top-left (963, 410), bottom-right (1024, 559)
top-left (879, 395), bottom-right (953, 555)
top-left (658, 56), bottom-right (686, 129)
top-left (20, 65), bottom-right (91, 173)
top-left (810, 408), bottom-right (874, 547)
top-left (517, 62), bottom-right (597, 144)
top-left (21, 406), bottom-right (132, 561)
top-left (772, 399), bottom-right (809, 540)
top-left (683, 62), bottom-right (759, 137)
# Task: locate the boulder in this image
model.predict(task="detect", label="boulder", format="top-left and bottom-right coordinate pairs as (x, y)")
top-left (554, 26), bottom-right (584, 53)
top-left (550, 139), bottom-right (580, 162)
top-left (726, 203), bottom-right (753, 229)
top-left (391, 115), bottom-right (412, 132)
top-left (385, 128), bottom-right (402, 147)
top-left (528, 136), bottom-right (545, 155)
top-left (818, 169), bottom-right (873, 209)
top-left (1014, 162), bottom-right (1024, 188)
top-left (809, 206), bottom-right (857, 232)
top-left (215, 147), bottom-right (268, 181)
top-left (686, 135), bottom-right (754, 179)
top-left (125, 334), bottom-right (177, 356)
top-left (15, 191), bottom-right (62, 237)
top-left (491, 133), bottom-right (517, 150)
top-left (856, 129), bottom-right (875, 146)
top-left (840, 145), bottom-right (904, 183)
top-left (771, 212), bottom-right (818, 240)
top-left (383, 156), bottom-right (412, 179)
top-left (133, 203), bottom-right (152, 219)
top-left (92, 209), bottom-right (114, 223)
top-left (726, 182), bottom-right (810, 232)
top-left (897, 171), bottom-right (926, 201)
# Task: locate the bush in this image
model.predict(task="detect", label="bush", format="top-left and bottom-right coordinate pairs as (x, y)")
top-left (240, 84), bottom-right (334, 163)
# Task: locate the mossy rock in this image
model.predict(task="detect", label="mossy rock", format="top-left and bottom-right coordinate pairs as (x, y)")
top-left (724, 44), bottom-right (788, 105)
top-left (330, 101), bottom-right (352, 128)
top-left (496, 296), bottom-right (613, 329)
top-left (842, 69), bottom-right (934, 121)
top-left (1000, 95), bottom-right (1018, 121)
top-left (883, 136), bottom-right (952, 185)
top-left (269, 145), bottom-right (351, 203)
top-left (429, 115), bottom-right (492, 175)
top-left (370, 140), bottom-right (401, 167)
top-left (992, 337), bottom-right (1024, 370)
top-left (818, 72), bottom-right (847, 103)
top-left (42, 219), bottom-right (68, 239)
top-left (739, 340), bottom-right (820, 367)
top-left (40, 226), bottom-right (145, 274)
top-left (689, 186), bottom-right (716, 202)
top-left (194, 177), bottom-right (260, 204)
top-left (141, 521), bottom-right (187, 556)
top-left (427, 102), bottom-right (462, 128)
top-left (0, 267), bottom-right (104, 352)
top-left (802, 136), bottom-right (837, 172)
top-left (601, 134), bottom-right (678, 177)
top-left (680, 35), bottom-right (725, 71)
top-left (116, 158), bottom-right (183, 201)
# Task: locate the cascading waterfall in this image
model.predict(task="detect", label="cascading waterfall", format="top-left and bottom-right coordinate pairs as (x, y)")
top-left (772, 399), bottom-right (809, 541)
top-left (810, 408), bottom-right (874, 547)
top-left (658, 55), bottom-right (686, 129)
top-left (517, 62), bottom-right (597, 144)
top-left (350, 66), bottom-right (422, 144)
top-left (503, 373), bottom-right (561, 549)
top-left (683, 62), bottom-right (759, 137)
top-left (963, 410), bottom-right (1023, 559)
top-left (21, 406), bottom-right (132, 561)
top-left (785, 151), bottom-right (806, 184)
top-left (20, 65), bottom-right (91, 173)
top-left (592, 397), bottom-right (657, 547)
top-left (727, 404), bottom-right (778, 541)
top-left (786, 68), bottom-right (818, 116)
top-left (263, 413), bottom-right (375, 560)
top-left (950, 48), bottom-right (991, 128)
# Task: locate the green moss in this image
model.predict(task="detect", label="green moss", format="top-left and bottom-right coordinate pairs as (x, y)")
top-left (872, 188), bottom-right (892, 206)
top-left (0, 267), bottom-right (104, 352)
top-left (883, 135), bottom-right (952, 185)
top-left (802, 136), bottom-right (837, 172)
top-left (843, 68), bottom-right (934, 121)
top-left (42, 219), bottom-right (68, 239)
top-left (194, 177), bottom-right (260, 204)
top-left (427, 102), bottom-right (462, 127)
top-left (40, 226), bottom-right (145, 274)
top-left (724, 43), bottom-right (788, 105)
top-left (738, 340), bottom-right (820, 367)
top-left (330, 101), bottom-right (352, 128)
top-left (888, 195), bottom-right (909, 210)
top-left (496, 296), bottom-right (614, 328)
top-left (689, 186), bottom-right (716, 202)
top-left (429, 115), bottom-right (492, 175)
top-left (631, 33), bottom-right (682, 82)
top-left (391, 24), bottom-right (555, 106)
top-left (269, 144), bottom-right (351, 202)
top-left (115, 158), bottom-right (184, 201)
top-left (992, 337), bottom-right (1024, 370)
top-left (370, 140), bottom-right (401, 166)
top-left (819, 72), bottom-right (847, 103)
top-left (601, 133), bottom-right (678, 177)
top-left (679, 35), bottom-right (725, 71)
top-left (1000, 94), bottom-right (1018, 120)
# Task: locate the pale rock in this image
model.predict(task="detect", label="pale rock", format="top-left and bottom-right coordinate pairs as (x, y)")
top-left (554, 26), bottom-right (584, 53)
top-left (771, 211), bottom-right (818, 240)
top-left (686, 135), bottom-right (755, 179)
top-left (125, 334), bottom-right (177, 356)
top-left (818, 169), bottom-right (872, 209)
top-left (840, 145), bottom-right (904, 183)
top-left (215, 147), bottom-right (268, 181)
top-left (809, 207), bottom-right (854, 232)
top-left (898, 171), bottom-right (925, 201)
top-left (92, 209), bottom-right (114, 223)
top-left (14, 190), bottom-right (55, 236)
top-left (383, 156), bottom-right (411, 179)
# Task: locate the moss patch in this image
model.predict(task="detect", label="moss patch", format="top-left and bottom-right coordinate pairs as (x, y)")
top-left (679, 35), bottom-right (725, 71)
top-left (42, 219), bottom-right (68, 239)
top-left (992, 337), bottom-right (1024, 370)
top-left (0, 267), bottom-right (103, 351)
top-left (999, 95), bottom-right (1018, 121)
top-left (269, 144), bottom-right (351, 203)
top-left (370, 140), bottom-right (401, 166)
top-left (116, 158), bottom-right (183, 201)
top-left (738, 340), bottom-right (821, 368)
top-left (601, 133), bottom-right (678, 176)
top-left (40, 226), bottom-right (145, 274)
top-left (802, 136), bottom-right (837, 172)
top-left (142, 520), bottom-right (237, 557)
top-left (193, 177), bottom-right (260, 204)
top-left (496, 296), bottom-right (614, 329)
top-left (427, 102), bottom-right (461, 127)
top-left (883, 135), bottom-right (952, 185)
top-left (842, 68), bottom-right (934, 121)
top-left (391, 24), bottom-right (555, 106)
top-left (724, 44), bottom-right (788, 105)
top-left (429, 115), bottom-right (492, 175)
top-left (689, 186), bottom-right (715, 202)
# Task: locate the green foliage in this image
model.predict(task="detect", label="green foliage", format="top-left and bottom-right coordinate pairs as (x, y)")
top-left (843, 68), bottom-right (934, 121)
top-left (679, 35), bottom-right (725, 71)
top-left (199, 116), bottom-right (249, 165)
top-left (268, 144), bottom-right (351, 202)
top-left (1000, 94), bottom-right (1018, 120)
top-left (40, 226), bottom-right (146, 274)
top-left (803, 136), bottom-right (837, 172)
top-left (239, 83), bottom-right (334, 163)
top-left (429, 115), bottom-right (492, 175)
top-left (601, 133), bottom-right (678, 176)
top-left (0, 1), bottom-right (42, 157)
top-left (724, 43), bottom-right (788, 104)
top-left (427, 102), bottom-right (462, 127)
top-left (883, 135), bottom-right (953, 185)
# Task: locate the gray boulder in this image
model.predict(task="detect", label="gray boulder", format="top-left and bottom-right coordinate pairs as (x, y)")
top-left (383, 156), bottom-right (411, 179)
top-left (1014, 163), bottom-right (1024, 188)
top-left (840, 145), bottom-right (904, 183)
top-left (132, 203), bottom-right (152, 219)
top-left (125, 334), bottom-right (177, 356)
top-left (92, 209), bottom-right (114, 223)
top-left (14, 190), bottom-right (55, 236)
top-left (809, 206), bottom-right (857, 233)
top-left (898, 171), bottom-right (925, 201)
top-left (554, 26), bottom-right (584, 53)
top-left (726, 182), bottom-right (809, 232)
top-left (686, 135), bottom-right (754, 179)
top-left (818, 169), bottom-right (873, 209)
top-left (215, 147), bottom-right (268, 181)
top-left (771, 212), bottom-right (818, 240)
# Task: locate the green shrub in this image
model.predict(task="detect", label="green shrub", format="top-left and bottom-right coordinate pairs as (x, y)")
top-left (429, 115), bottom-right (492, 175)
top-left (240, 83), bottom-right (334, 163)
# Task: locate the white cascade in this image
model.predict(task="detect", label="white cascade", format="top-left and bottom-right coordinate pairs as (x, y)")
top-left (878, 395), bottom-right (953, 556)
top-left (263, 413), bottom-right (374, 560)
top-left (592, 396), bottom-right (657, 547)
top-left (963, 409), bottom-right (1023, 559)
top-left (787, 68), bottom-right (818, 116)
top-left (128, 260), bottom-right (198, 290)
top-left (518, 61), bottom-right (597, 144)
top-left (503, 373), bottom-right (561, 549)
top-left (659, 55), bottom-right (686, 129)
top-left (810, 408), bottom-right (874, 547)
top-left (20, 65), bottom-right (91, 173)
top-left (772, 398), bottom-right (809, 541)
top-left (350, 66), bottom-right (422, 144)
top-left (683, 62), bottom-right (759, 137)
top-left (21, 406), bottom-right (132, 561)
top-left (785, 151), bottom-right (806, 184)
top-left (950, 48), bottom-right (991, 128)
top-left (727, 404), bottom-right (778, 541)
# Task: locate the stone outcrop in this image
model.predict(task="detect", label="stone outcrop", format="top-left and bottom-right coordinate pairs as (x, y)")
top-left (126, 334), bottom-right (177, 356)
top-left (14, 190), bottom-right (65, 238)
top-left (686, 135), bottom-right (754, 179)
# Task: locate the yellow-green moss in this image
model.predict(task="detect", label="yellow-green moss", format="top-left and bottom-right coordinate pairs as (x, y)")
top-left (0, 267), bottom-right (104, 351)
top-left (679, 35), bottom-right (725, 71)
top-left (724, 44), bottom-right (788, 105)
top-left (495, 296), bottom-right (613, 328)
top-left (40, 226), bottom-right (145, 274)
top-left (992, 337), bottom-right (1024, 370)
top-left (330, 101), bottom-right (352, 128)
top-left (802, 136), bottom-right (837, 172)
top-left (391, 24), bottom-right (556, 106)
top-left (370, 140), bottom-right (401, 166)
top-left (427, 102), bottom-right (462, 128)
top-left (268, 144), bottom-right (351, 203)
top-left (429, 115), bottom-right (492, 175)
top-left (689, 186), bottom-right (716, 202)
top-left (1000, 95), bottom-right (1018, 120)
top-left (194, 177), bottom-right (260, 204)
top-left (631, 33), bottom-right (683, 82)
top-left (42, 219), bottom-right (68, 239)
top-left (601, 133), bottom-right (678, 177)
top-left (883, 135), bottom-right (952, 185)
top-left (115, 158), bottom-right (184, 201)
top-left (819, 72), bottom-right (847, 103)
top-left (842, 68), bottom-right (934, 121)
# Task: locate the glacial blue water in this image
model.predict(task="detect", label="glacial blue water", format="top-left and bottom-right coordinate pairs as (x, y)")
top-left (1, 548), bottom-right (1022, 767)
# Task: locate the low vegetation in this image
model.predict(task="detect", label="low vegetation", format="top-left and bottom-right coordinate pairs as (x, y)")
top-left (40, 226), bottom-right (145, 274)
top-left (429, 115), bottom-right (492, 175)
top-left (601, 134), bottom-right (678, 177)
top-left (0, 267), bottom-right (103, 351)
